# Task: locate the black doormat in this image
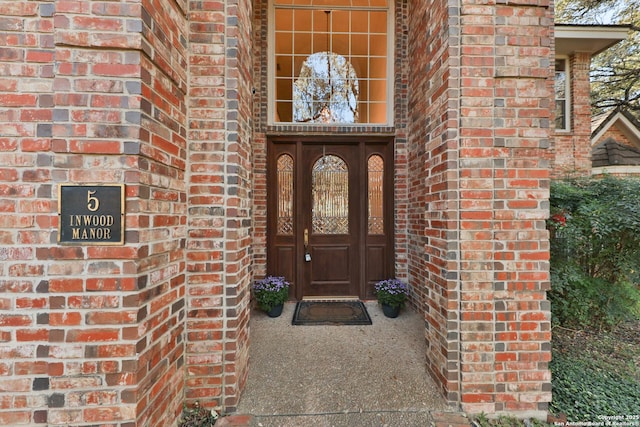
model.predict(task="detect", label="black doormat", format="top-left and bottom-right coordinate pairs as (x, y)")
top-left (292, 300), bottom-right (372, 326)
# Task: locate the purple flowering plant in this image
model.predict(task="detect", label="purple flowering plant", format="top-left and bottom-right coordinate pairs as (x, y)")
top-left (374, 278), bottom-right (409, 309)
top-left (252, 275), bottom-right (290, 312)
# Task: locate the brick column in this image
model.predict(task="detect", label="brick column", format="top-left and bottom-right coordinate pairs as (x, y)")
top-left (409, 0), bottom-right (552, 416)
top-left (186, 0), bottom-right (254, 412)
top-left (458, 0), bottom-right (552, 415)
top-left (0, 0), bottom-right (188, 424)
top-left (131, 0), bottom-right (189, 424)
top-left (408, 0), bottom-right (462, 404)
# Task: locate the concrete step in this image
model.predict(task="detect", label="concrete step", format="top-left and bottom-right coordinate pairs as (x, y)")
top-left (216, 411), bottom-right (471, 427)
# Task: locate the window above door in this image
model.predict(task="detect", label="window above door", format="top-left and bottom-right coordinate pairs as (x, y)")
top-left (269, 0), bottom-right (394, 125)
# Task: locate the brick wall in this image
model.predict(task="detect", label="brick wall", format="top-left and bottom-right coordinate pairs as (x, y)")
top-left (0, 4), bottom-right (55, 424)
top-left (407, 0), bottom-right (459, 403)
top-left (393, 0), bottom-right (410, 283)
top-left (134, 0), bottom-right (189, 424)
top-left (408, 0), bottom-right (553, 415)
top-left (185, 0), bottom-right (254, 412)
top-left (0, 0), bottom-right (188, 424)
top-left (251, 0), bottom-right (268, 280)
top-left (457, 0), bottom-right (552, 415)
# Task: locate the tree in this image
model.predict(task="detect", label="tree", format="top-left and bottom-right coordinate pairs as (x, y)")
top-left (556, 0), bottom-right (640, 115)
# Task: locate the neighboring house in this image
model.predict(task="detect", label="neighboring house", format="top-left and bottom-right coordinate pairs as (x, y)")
top-left (591, 108), bottom-right (640, 176)
top-left (554, 25), bottom-right (630, 177)
top-left (0, 3), bottom-right (628, 426)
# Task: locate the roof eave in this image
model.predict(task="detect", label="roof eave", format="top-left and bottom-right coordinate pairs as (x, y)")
top-left (555, 24), bottom-right (629, 56)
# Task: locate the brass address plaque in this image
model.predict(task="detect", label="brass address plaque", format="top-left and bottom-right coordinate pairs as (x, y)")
top-left (58, 184), bottom-right (125, 245)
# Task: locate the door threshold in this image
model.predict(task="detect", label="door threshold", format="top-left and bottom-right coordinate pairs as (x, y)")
top-left (301, 295), bottom-right (360, 301)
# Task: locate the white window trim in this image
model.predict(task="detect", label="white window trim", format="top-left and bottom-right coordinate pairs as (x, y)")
top-left (267, 1), bottom-right (395, 126)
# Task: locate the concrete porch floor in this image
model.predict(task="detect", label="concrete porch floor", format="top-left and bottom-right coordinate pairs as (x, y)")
top-left (227, 301), bottom-right (466, 427)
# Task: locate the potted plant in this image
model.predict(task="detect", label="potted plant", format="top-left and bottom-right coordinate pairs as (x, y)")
top-left (374, 278), bottom-right (409, 318)
top-left (252, 275), bottom-right (290, 317)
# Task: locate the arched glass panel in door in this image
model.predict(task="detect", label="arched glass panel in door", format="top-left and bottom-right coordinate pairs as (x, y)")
top-left (312, 155), bottom-right (348, 234)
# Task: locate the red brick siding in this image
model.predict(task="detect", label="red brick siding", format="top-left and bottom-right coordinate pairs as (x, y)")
top-left (186, 0), bottom-right (254, 412)
top-left (251, 1), bottom-right (268, 281)
top-left (393, 0), bottom-right (410, 284)
top-left (0, 0), bottom-right (188, 424)
top-left (408, 0), bottom-right (553, 415)
top-left (134, 0), bottom-right (189, 423)
top-left (456, 1), bottom-right (552, 415)
top-left (407, 0), bottom-right (459, 403)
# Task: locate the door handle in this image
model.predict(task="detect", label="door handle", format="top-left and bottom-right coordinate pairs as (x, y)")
top-left (304, 228), bottom-right (311, 262)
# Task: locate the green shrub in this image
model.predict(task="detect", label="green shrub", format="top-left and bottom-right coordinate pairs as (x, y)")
top-left (550, 264), bottom-right (640, 329)
top-left (548, 176), bottom-right (640, 330)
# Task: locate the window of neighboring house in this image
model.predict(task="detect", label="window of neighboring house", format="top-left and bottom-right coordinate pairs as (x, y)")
top-left (270, 0), bottom-right (393, 125)
top-left (555, 57), bottom-right (570, 131)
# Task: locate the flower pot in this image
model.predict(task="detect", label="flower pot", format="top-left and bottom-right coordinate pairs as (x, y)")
top-left (266, 303), bottom-right (284, 318)
top-left (381, 304), bottom-right (400, 318)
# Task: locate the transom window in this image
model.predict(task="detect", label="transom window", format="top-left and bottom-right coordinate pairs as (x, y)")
top-left (271, 0), bottom-right (393, 125)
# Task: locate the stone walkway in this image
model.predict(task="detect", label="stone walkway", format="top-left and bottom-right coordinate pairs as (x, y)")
top-left (218, 302), bottom-right (471, 427)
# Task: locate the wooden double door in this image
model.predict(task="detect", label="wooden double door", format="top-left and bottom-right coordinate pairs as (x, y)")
top-left (267, 137), bottom-right (393, 300)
